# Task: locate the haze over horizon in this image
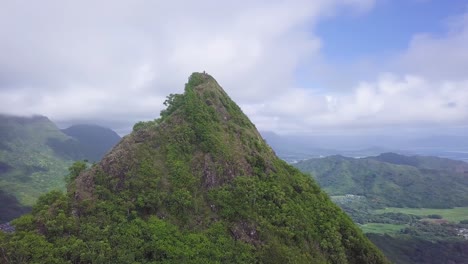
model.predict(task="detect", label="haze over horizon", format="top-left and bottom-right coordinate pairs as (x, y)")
top-left (1, 1), bottom-right (468, 137)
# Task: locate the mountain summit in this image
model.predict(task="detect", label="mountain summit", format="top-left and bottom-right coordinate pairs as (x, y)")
top-left (1, 73), bottom-right (387, 263)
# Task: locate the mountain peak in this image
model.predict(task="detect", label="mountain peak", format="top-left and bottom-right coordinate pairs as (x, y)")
top-left (0, 114), bottom-right (51, 125)
top-left (180, 72), bottom-right (245, 125)
top-left (76, 72), bottom-right (271, 200)
top-left (187, 72), bottom-right (226, 95)
top-left (11, 73), bottom-right (388, 263)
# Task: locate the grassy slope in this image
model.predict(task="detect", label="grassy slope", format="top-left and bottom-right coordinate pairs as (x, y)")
top-left (361, 223), bottom-right (406, 234)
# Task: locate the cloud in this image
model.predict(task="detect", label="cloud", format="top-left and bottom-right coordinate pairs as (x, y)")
top-left (245, 10), bottom-right (468, 134)
top-left (2, 0), bottom-right (466, 136)
top-left (396, 11), bottom-right (468, 81)
top-left (0, 0), bottom-right (374, 133)
top-left (245, 74), bottom-right (468, 134)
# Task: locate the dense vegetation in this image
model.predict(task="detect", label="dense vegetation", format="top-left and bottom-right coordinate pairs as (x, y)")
top-left (368, 234), bottom-right (468, 264)
top-left (294, 155), bottom-right (468, 208)
top-left (370, 152), bottom-right (468, 173)
top-left (294, 155), bottom-right (468, 263)
top-left (0, 115), bottom-right (72, 209)
top-left (0, 73), bottom-right (388, 263)
top-left (0, 115), bottom-right (120, 222)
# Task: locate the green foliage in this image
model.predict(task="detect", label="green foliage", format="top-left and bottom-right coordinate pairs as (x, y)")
top-left (0, 231), bottom-right (63, 263)
top-left (133, 118), bottom-right (161, 132)
top-left (0, 115), bottom-right (119, 222)
top-left (374, 207), bottom-right (468, 223)
top-left (361, 223), bottom-right (406, 234)
top-left (295, 155), bottom-right (468, 263)
top-left (209, 173), bottom-right (386, 263)
top-left (160, 93), bottom-right (186, 119)
top-left (187, 72), bottom-right (206, 87)
top-left (368, 233), bottom-right (468, 264)
top-left (0, 115), bottom-right (72, 219)
top-left (294, 155), bottom-right (468, 208)
top-left (400, 222), bottom-right (461, 241)
top-left (0, 73), bottom-right (388, 263)
top-left (65, 161), bottom-right (87, 185)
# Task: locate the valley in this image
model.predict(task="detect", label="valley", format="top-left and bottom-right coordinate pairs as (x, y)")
top-left (374, 207), bottom-right (468, 223)
top-left (0, 114), bottom-right (120, 222)
top-left (294, 154), bottom-right (468, 263)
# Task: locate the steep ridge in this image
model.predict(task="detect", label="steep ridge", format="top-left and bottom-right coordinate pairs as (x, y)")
top-left (1, 73), bottom-right (388, 263)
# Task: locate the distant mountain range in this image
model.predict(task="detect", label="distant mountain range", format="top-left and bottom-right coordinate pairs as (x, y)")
top-left (0, 114), bottom-right (120, 222)
top-left (293, 153), bottom-right (468, 208)
top-left (261, 131), bottom-right (468, 162)
top-left (53, 124), bottom-right (121, 162)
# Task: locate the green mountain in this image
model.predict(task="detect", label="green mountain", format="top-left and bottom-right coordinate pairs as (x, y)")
top-left (294, 154), bottom-right (468, 264)
top-left (62, 124), bottom-right (120, 161)
top-left (0, 115), bottom-right (72, 207)
top-left (294, 154), bottom-right (468, 208)
top-left (49, 124), bottom-right (121, 162)
top-left (370, 152), bottom-right (468, 173)
top-left (0, 73), bottom-right (388, 263)
top-left (0, 115), bottom-right (120, 223)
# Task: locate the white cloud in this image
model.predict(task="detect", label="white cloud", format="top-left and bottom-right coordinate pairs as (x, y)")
top-left (2, 0), bottom-right (467, 136)
top-left (245, 10), bottom-right (468, 134)
top-left (246, 73), bottom-right (468, 134)
top-left (0, 0), bottom-right (374, 133)
top-left (397, 11), bottom-right (468, 81)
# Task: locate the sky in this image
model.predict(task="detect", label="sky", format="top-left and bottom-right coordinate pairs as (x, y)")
top-left (1, 0), bottom-right (467, 136)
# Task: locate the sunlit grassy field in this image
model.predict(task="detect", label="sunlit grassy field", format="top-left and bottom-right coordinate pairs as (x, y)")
top-left (360, 223), bottom-right (406, 234)
top-left (374, 207), bottom-right (468, 222)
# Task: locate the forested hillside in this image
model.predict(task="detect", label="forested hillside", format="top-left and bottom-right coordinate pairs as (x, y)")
top-left (294, 154), bottom-right (468, 264)
top-left (61, 124), bottom-right (121, 161)
top-left (0, 115), bottom-right (120, 222)
top-left (294, 154), bottom-right (468, 208)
